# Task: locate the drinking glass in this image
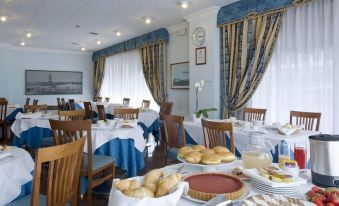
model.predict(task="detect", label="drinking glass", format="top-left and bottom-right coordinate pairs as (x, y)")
top-left (294, 142), bottom-right (307, 169)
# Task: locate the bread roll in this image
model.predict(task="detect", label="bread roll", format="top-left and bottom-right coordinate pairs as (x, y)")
top-left (156, 174), bottom-right (182, 197)
top-left (144, 183), bottom-right (157, 193)
top-left (114, 179), bottom-right (132, 192)
top-left (124, 187), bottom-right (154, 198)
top-left (200, 149), bottom-right (215, 155)
top-left (143, 169), bottom-right (164, 186)
top-left (185, 151), bottom-right (202, 164)
top-left (191, 145), bottom-right (206, 152)
top-left (178, 146), bottom-right (193, 158)
top-left (201, 153), bottom-right (222, 165)
top-left (212, 146), bottom-right (229, 153)
top-left (217, 152), bottom-right (236, 163)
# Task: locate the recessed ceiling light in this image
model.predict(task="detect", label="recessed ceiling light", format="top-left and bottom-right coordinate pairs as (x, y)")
top-left (81, 47), bottom-right (85, 51)
top-left (116, 31), bottom-right (121, 36)
top-left (144, 17), bottom-right (152, 24)
top-left (180, 1), bottom-right (189, 9)
top-left (20, 41), bottom-right (25, 46)
top-left (96, 40), bottom-right (101, 45)
top-left (0, 16), bottom-right (8, 22)
top-left (26, 32), bottom-right (32, 38)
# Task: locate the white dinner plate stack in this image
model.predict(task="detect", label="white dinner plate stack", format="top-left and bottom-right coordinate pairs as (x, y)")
top-left (251, 178), bottom-right (298, 194)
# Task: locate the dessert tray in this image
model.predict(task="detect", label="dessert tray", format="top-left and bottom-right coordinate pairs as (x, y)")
top-left (241, 194), bottom-right (315, 206)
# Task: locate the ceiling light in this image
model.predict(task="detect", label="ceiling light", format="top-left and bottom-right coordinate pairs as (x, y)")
top-left (20, 41), bottom-right (25, 46)
top-left (81, 47), bottom-right (85, 51)
top-left (144, 17), bottom-right (152, 24)
top-left (116, 31), bottom-right (121, 36)
top-left (180, 1), bottom-right (189, 9)
top-left (0, 16), bottom-right (7, 22)
top-left (96, 40), bottom-right (101, 45)
top-left (26, 32), bottom-right (32, 38)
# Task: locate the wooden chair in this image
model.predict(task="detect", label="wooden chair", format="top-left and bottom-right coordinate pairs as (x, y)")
top-left (59, 110), bottom-right (85, 121)
top-left (159, 101), bottom-right (173, 120)
top-left (290, 111), bottom-right (321, 131)
top-left (61, 98), bottom-right (67, 111)
top-left (114, 108), bottom-right (139, 120)
top-left (68, 99), bottom-right (75, 110)
top-left (243, 108), bottom-right (267, 122)
top-left (49, 120), bottom-right (115, 206)
top-left (33, 99), bottom-right (38, 105)
top-left (56, 98), bottom-right (62, 110)
top-left (7, 138), bottom-right (85, 206)
top-left (201, 119), bottom-right (235, 154)
top-left (122, 98), bottom-right (130, 107)
top-left (24, 104), bottom-right (48, 113)
top-left (96, 105), bottom-right (106, 121)
top-left (105, 97), bottom-right (110, 103)
top-left (0, 99), bottom-right (8, 139)
top-left (95, 96), bottom-right (102, 102)
top-left (83, 102), bottom-right (94, 120)
top-left (25, 97), bottom-right (30, 106)
top-left (163, 115), bottom-right (186, 165)
top-left (141, 100), bottom-right (150, 109)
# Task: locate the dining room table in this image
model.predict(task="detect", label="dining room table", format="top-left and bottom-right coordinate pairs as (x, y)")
top-left (108, 160), bottom-right (316, 206)
top-left (184, 120), bottom-right (319, 167)
top-left (0, 146), bottom-right (34, 205)
top-left (5, 104), bottom-right (23, 122)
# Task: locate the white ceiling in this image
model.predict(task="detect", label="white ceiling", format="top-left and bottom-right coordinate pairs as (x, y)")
top-left (0, 0), bottom-right (236, 52)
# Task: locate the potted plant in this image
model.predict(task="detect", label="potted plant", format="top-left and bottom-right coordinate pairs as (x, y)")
top-left (193, 80), bottom-right (217, 122)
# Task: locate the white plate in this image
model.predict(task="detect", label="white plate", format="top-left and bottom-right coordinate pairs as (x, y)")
top-left (251, 179), bottom-right (297, 190)
top-left (182, 186), bottom-right (250, 204)
top-left (251, 182), bottom-right (297, 194)
top-left (177, 156), bottom-right (236, 168)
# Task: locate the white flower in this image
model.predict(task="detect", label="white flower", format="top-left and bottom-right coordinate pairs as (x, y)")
top-left (200, 80), bottom-right (205, 87)
top-left (194, 82), bottom-right (200, 88)
top-left (198, 87), bottom-right (202, 91)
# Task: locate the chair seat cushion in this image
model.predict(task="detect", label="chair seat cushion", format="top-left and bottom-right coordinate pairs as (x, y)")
top-left (41, 137), bottom-right (55, 147)
top-left (167, 147), bottom-right (179, 161)
top-left (6, 194), bottom-right (46, 206)
top-left (82, 154), bottom-right (114, 171)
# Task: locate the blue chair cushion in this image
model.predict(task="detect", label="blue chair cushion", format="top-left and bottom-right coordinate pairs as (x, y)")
top-left (82, 154), bottom-right (114, 171)
top-left (167, 147), bottom-right (178, 161)
top-left (6, 194), bottom-right (46, 206)
top-left (158, 120), bottom-right (164, 127)
top-left (41, 137), bottom-right (55, 147)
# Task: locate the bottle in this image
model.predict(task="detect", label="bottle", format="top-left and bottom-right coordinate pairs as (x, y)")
top-left (279, 140), bottom-right (290, 168)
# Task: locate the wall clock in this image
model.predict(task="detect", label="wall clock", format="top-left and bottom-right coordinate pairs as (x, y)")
top-left (192, 27), bottom-right (207, 46)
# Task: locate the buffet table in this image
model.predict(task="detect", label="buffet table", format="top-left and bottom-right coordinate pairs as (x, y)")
top-left (0, 147), bottom-right (34, 205)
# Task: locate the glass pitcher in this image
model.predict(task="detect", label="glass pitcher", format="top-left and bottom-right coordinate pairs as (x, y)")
top-left (242, 132), bottom-right (273, 169)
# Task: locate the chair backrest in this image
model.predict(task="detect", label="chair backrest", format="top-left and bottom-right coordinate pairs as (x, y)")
top-left (290, 111), bottom-right (321, 131)
top-left (163, 115), bottom-right (186, 149)
top-left (122, 98), bottom-right (130, 106)
top-left (31, 137), bottom-right (85, 206)
top-left (95, 96), bottom-right (102, 102)
top-left (25, 97), bottom-right (30, 106)
top-left (243, 108), bottom-right (267, 122)
top-left (24, 104), bottom-right (48, 113)
top-left (105, 97), bottom-right (110, 103)
top-left (159, 101), bottom-right (173, 120)
top-left (56, 98), bottom-right (62, 110)
top-left (0, 99), bottom-right (8, 122)
top-left (141, 100), bottom-right (150, 109)
top-left (61, 98), bottom-right (67, 111)
top-left (201, 119), bottom-right (235, 153)
top-left (33, 99), bottom-right (38, 105)
top-left (96, 105), bottom-right (106, 121)
top-left (114, 108), bottom-right (139, 120)
top-left (83, 102), bottom-right (93, 120)
top-left (59, 110), bottom-right (85, 121)
top-left (68, 99), bottom-right (75, 111)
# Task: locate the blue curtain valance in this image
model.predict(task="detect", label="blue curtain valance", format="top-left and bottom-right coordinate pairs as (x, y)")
top-left (217, 0), bottom-right (303, 26)
top-left (92, 28), bottom-right (169, 61)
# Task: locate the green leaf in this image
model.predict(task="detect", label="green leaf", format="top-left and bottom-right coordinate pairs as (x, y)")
top-left (196, 111), bottom-right (202, 118)
top-left (202, 111), bottom-right (208, 118)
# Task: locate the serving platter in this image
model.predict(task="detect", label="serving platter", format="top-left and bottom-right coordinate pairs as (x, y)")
top-left (177, 156), bottom-right (236, 171)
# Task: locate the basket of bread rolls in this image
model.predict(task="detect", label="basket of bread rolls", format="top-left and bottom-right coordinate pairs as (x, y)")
top-left (177, 145), bottom-right (236, 171)
top-left (108, 169), bottom-right (188, 206)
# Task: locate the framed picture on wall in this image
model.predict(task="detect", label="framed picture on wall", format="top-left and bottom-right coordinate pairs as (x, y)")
top-left (195, 47), bottom-right (206, 65)
top-left (170, 62), bottom-right (189, 89)
top-left (25, 70), bottom-right (83, 95)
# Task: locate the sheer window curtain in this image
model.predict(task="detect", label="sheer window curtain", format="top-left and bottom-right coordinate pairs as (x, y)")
top-left (251, 0), bottom-right (339, 133)
top-left (100, 49), bottom-right (160, 111)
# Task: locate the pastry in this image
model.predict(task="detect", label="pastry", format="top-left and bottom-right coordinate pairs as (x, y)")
top-left (184, 173), bottom-right (245, 201)
top-left (201, 153), bottom-right (222, 165)
top-left (129, 179), bottom-right (141, 190)
top-left (185, 151), bottom-right (202, 164)
top-left (143, 169), bottom-right (164, 186)
top-left (191, 145), bottom-right (206, 152)
top-left (114, 179), bottom-right (132, 192)
top-left (178, 146), bottom-right (193, 158)
top-left (242, 194), bottom-right (306, 206)
top-left (124, 187), bottom-right (154, 198)
top-left (258, 167), bottom-right (294, 183)
top-left (212, 146), bottom-right (229, 153)
top-left (156, 174), bottom-right (182, 197)
top-left (217, 152), bottom-right (236, 163)
top-left (200, 149), bottom-right (215, 155)
top-left (144, 183), bottom-right (157, 193)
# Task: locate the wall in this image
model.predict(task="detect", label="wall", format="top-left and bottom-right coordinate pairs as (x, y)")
top-left (0, 44), bottom-right (93, 106)
top-left (166, 23), bottom-right (190, 116)
top-left (185, 7), bottom-right (220, 119)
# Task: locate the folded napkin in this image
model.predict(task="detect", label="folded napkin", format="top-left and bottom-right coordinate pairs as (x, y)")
top-left (0, 153), bottom-right (11, 160)
top-left (278, 127), bottom-right (299, 135)
top-left (116, 120), bottom-right (138, 128)
top-left (15, 112), bottom-right (43, 119)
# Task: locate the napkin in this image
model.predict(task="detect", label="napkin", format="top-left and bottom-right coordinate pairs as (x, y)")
top-left (0, 153), bottom-right (11, 160)
top-left (15, 112), bottom-right (42, 119)
top-left (116, 120), bottom-right (138, 128)
top-left (278, 127), bottom-right (299, 135)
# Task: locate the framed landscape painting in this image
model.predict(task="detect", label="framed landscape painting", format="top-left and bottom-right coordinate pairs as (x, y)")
top-left (170, 62), bottom-right (189, 89)
top-left (25, 70), bottom-right (83, 95)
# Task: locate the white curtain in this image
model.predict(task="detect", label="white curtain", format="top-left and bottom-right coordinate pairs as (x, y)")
top-left (251, 0), bottom-right (339, 133)
top-left (100, 50), bottom-right (160, 111)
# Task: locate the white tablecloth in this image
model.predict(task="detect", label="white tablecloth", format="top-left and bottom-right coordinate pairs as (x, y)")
top-left (6, 105), bottom-right (20, 118)
top-left (0, 147), bottom-right (34, 205)
top-left (184, 121), bottom-right (318, 159)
